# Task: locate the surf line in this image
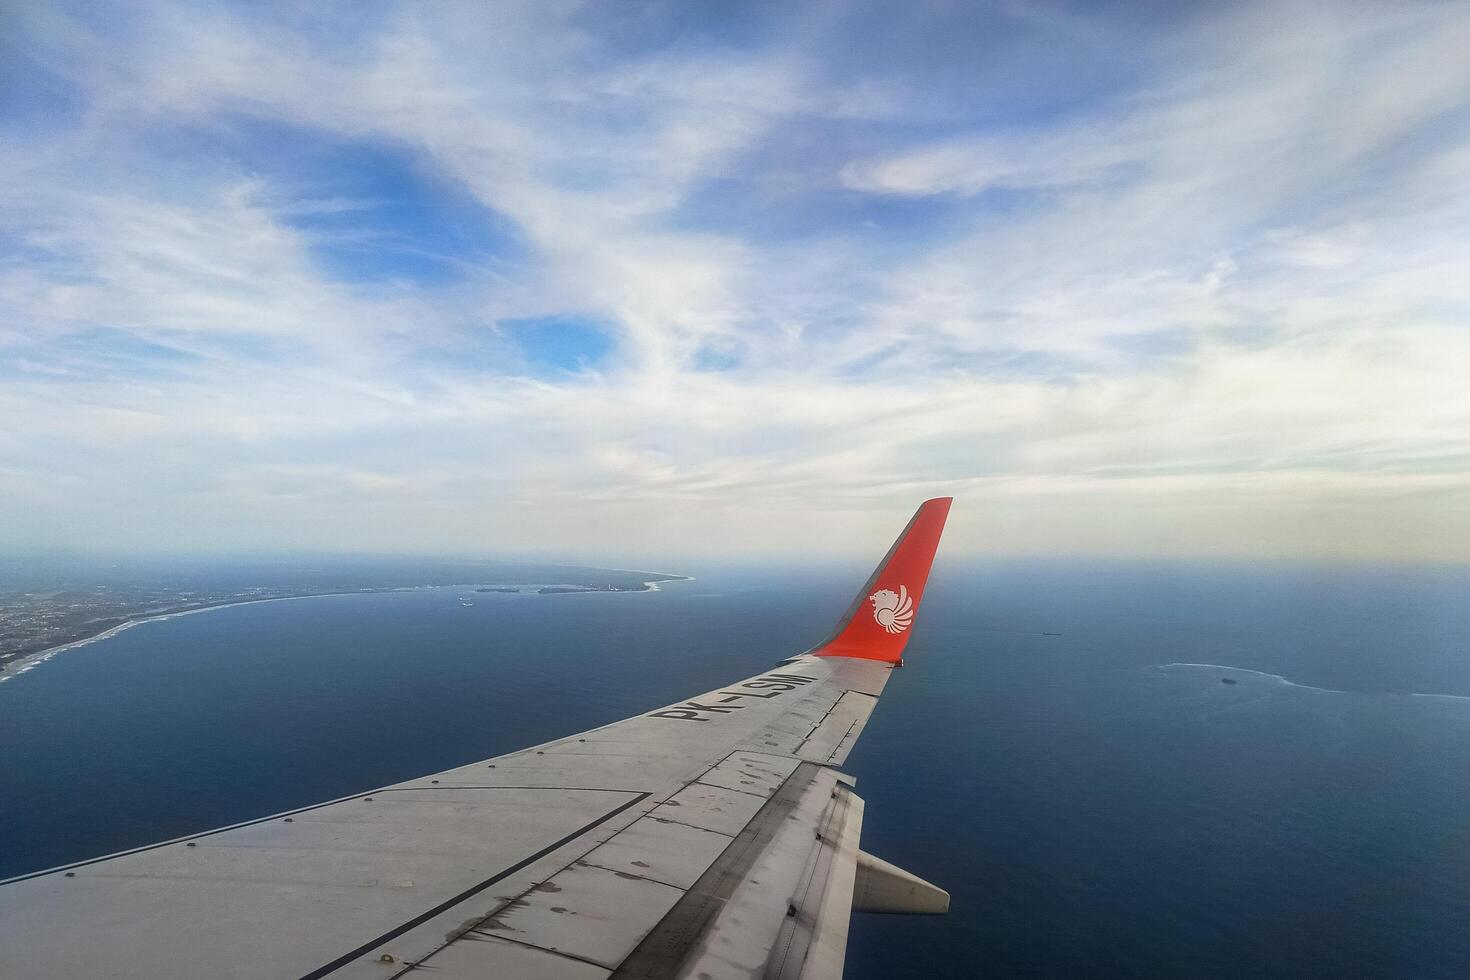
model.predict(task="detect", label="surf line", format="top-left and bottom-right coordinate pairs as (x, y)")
top-left (1156, 663), bottom-right (1470, 703)
top-left (1, 575), bottom-right (694, 685)
top-left (0, 592), bottom-right (366, 685)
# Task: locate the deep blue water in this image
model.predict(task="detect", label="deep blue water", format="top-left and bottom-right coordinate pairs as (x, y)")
top-left (3, 558), bottom-right (1469, 978)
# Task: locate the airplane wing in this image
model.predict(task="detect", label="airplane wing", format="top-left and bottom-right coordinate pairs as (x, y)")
top-left (0, 498), bottom-right (954, 980)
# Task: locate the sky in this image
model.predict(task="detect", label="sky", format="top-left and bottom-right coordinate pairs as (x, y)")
top-left (1, 0), bottom-right (1468, 564)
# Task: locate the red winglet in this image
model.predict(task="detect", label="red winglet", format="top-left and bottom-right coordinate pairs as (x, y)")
top-left (811, 497), bottom-right (952, 664)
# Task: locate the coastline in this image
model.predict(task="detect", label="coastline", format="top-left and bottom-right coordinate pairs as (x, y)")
top-left (536, 574), bottom-right (695, 596)
top-left (0, 571), bottom-right (691, 685)
top-left (0, 591), bottom-right (372, 685)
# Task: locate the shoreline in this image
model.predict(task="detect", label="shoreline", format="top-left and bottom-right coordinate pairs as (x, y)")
top-left (535, 574), bottom-right (695, 597)
top-left (0, 571), bottom-right (691, 685)
top-left (0, 591), bottom-right (373, 684)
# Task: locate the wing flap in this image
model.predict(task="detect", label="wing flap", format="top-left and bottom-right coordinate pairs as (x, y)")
top-left (609, 762), bottom-right (844, 980)
top-left (774, 779), bottom-right (865, 980)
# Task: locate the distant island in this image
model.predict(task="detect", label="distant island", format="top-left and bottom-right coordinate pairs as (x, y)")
top-left (0, 556), bottom-right (687, 680)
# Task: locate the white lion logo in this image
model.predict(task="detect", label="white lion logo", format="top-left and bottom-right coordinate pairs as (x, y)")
top-left (869, 585), bottom-right (914, 634)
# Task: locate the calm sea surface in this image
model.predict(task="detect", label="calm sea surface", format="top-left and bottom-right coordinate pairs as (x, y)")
top-left (2, 558), bottom-right (1469, 978)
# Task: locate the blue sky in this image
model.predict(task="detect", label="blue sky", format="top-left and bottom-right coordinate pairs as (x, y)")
top-left (1, 0), bottom-right (1468, 562)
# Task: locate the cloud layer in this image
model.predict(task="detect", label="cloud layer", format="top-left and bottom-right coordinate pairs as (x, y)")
top-left (2, 0), bottom-right (1468, 562)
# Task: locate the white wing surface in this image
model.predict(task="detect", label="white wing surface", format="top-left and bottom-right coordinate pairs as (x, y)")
top-left (0, 498), bottom-right (953, 980)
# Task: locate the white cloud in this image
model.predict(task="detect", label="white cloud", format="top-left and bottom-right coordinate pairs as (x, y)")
top-left (1, 0), bottom-right (1468, 563)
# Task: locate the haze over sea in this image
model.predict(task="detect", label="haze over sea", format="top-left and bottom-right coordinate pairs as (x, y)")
top-left (3, 558), bottom-right (1469, 979)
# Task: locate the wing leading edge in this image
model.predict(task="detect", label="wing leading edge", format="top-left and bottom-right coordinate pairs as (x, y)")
top-left (0, 499), bottom-right (954, 980)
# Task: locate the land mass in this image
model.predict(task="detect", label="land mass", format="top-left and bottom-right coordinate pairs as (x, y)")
top-left (0, 555), bottom-right (686, 677)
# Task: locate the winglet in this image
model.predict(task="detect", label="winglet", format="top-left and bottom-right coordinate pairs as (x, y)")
top-left (810, 497), bottom-right (952, 664)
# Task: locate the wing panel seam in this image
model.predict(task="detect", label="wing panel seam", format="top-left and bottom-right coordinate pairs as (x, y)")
top-left (462, 930), bottom-right (616, 973)
top-left (608, 762), bottom-right (823, 980)
top-left (382, 748), bottom-right (764, 977)
top-left (300, 790), bottom-right (649, 979)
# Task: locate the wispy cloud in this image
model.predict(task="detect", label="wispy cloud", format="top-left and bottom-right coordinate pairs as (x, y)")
top-left (1, 0), bottom-right (1468, 562)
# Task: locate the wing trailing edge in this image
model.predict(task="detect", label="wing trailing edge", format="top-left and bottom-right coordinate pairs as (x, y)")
top-left (810, 497), bottom-right (952, 664)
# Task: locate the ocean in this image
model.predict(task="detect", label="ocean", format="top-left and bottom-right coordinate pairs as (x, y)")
top-left (2, 557), bottom-right (1468, 978)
